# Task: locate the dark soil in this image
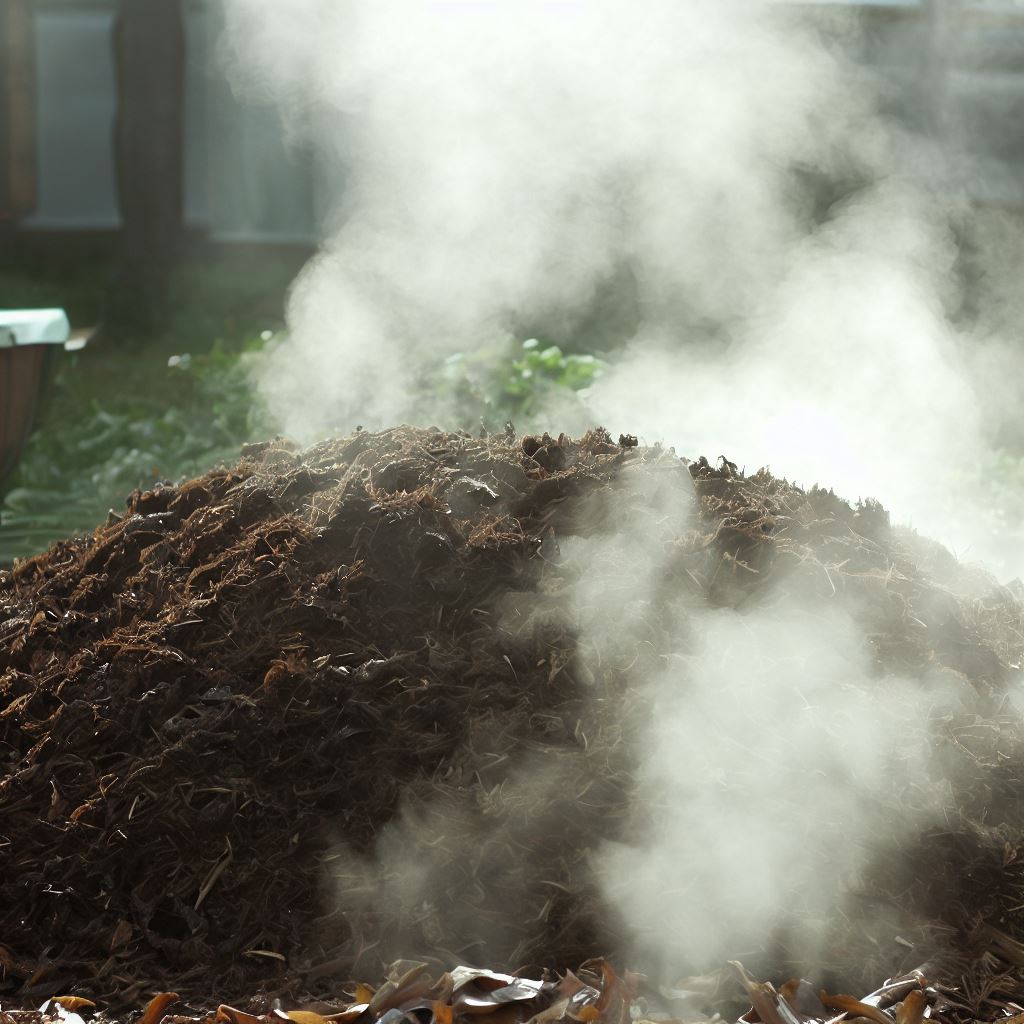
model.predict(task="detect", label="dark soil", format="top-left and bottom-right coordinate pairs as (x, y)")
top-left (1, 427), bottom-right (1022, 1018)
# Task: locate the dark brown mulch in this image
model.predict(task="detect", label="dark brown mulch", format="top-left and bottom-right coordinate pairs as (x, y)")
top-left (1, 426), bottom-right (1022, 1016)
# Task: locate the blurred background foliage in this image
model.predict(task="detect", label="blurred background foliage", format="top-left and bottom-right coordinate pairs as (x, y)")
top-left (0, 249), bottom-right (612, 563)
top-left (433, 339), bottom-right (607, 426)
top-left (0, 247), bottom-right (290, 562)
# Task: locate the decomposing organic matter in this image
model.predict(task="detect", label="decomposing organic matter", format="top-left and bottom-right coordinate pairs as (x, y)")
top-left (1, 427), bottom-right (1022, 1019)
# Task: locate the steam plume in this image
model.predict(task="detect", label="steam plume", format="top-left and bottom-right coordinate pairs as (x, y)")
top-left (220, 0), bottom-right (1024, 981)
top-left (221, 0), bottom-right (1022, 578)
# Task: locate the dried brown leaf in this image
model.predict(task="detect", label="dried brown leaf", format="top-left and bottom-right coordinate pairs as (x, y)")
top-left (141, 994), bottom-right (180, 1024)
top-left (819, 992), bottom-right (896, 1024)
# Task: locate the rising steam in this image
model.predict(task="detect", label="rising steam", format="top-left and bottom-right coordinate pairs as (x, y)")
top-left (220, 0), bottom-right (1023, 578)
top-left (220, 0), bottom-right (1024, 983)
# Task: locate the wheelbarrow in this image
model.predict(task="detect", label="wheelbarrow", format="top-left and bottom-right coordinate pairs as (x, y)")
top-left (0, 308), bottom-right (86, 495)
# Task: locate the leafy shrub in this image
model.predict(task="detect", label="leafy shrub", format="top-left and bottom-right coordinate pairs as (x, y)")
top-left (433, 338), bottom-right (607, 428)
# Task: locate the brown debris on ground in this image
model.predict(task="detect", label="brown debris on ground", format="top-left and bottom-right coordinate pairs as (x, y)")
top-left (1, 426), bottom-right (1023, 1015)
top-left (0, 955), bottom-right (1019, 1024)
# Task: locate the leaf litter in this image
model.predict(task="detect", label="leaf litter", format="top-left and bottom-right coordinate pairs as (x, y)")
top-left (1, 426), bottom-right (1023, 1023)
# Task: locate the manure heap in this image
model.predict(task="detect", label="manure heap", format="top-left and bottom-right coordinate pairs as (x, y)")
top-left (1, 427), bottom-right (1023, 1020)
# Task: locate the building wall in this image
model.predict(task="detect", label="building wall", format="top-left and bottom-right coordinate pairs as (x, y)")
top-left (12, 0), bottom-right (1024, 237)
top-left (24, 6), bottom-right (118, 228)
top-left (200, 3), bottom-right (318, 243)
top-left (18, 0), bottom-right (318, 241)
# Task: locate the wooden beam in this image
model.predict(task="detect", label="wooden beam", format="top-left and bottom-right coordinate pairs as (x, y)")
top-left (0, 0), bottom-right (37, 222)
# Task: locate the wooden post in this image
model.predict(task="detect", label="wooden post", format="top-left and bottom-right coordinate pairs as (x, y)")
top-left (103, 0), bottom-right (186, 340)
top-left (0, 0), bottom-right (36, 233)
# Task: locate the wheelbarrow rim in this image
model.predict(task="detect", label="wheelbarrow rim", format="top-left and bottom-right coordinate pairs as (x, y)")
top-left (0, 308), bottom-right (72, 348)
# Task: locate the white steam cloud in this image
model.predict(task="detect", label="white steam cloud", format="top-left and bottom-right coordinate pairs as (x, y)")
top-left (594, 600), bottom-right (949, 976)
top-left (559, 464), bottom-right (959, 979)
top-left (220, 0), bottom-right (1024, 982)
top-left (221, 0), bottom-right (1023, 579)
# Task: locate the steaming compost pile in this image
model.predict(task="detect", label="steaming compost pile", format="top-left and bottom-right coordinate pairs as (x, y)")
top-left (2, 426), bottom-right (1024, 1022)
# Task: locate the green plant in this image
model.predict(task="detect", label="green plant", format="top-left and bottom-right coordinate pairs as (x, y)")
top-left (434, 338), bottom-right (607, 428)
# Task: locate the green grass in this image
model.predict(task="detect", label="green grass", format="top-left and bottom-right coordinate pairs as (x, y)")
top-left (0, 335), bottom-right (274, 562)
top-left (0, 247), bottom-right (300, 563)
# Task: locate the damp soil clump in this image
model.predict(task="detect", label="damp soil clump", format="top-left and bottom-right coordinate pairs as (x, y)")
top-left (1, 426), bottom-right (1022, 1011)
